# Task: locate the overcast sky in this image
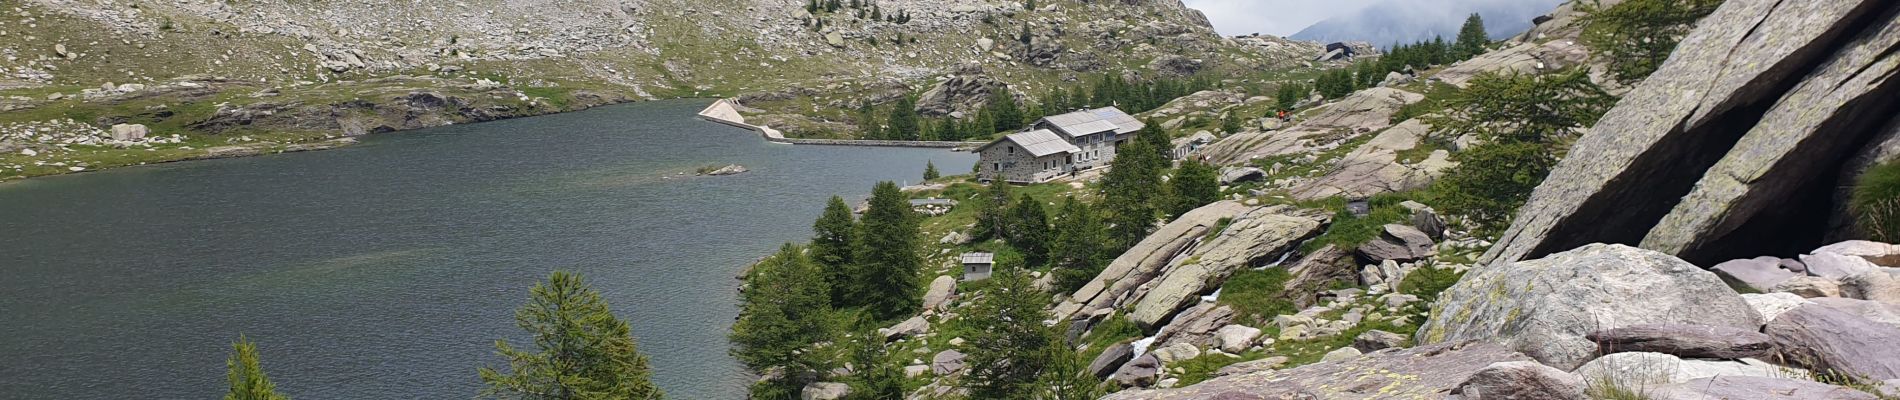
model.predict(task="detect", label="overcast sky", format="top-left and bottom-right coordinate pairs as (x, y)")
top-left (1183, 0), bottom-right (1386, 37)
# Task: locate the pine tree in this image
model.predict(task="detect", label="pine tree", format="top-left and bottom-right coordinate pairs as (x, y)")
top-left (1102, 126), bottom-right (1166, 251)
top-left (224, 336), bottom-right (289, 400)
top-left (923, 161), bottom-right (941, 181)
top-left (1007, 193), bottom-right (1052, 267)
top-left (1220, 112), bottom-right (1243, 134)
top-left (1049, 196), bottom-right (1108, 294)
top-left (1169, 161), bottom-right (1220, 218)
top-left (479, 271), bottom-right (662, 399)
top-left (811, 196), bottom-right (856, 306)
top-left (975, 181), bottom-right (1014, 241)
top-left (887, 96), bottom-right (920, 140)
top-left (935, 118), bottom-right (962, 141)
top-left (807, 0), bottom-right (819, 13)
top-left (961, 260), bottom-right (1060, 398)
top-left (853, 182), bottom-right (924, 320)
top-left (731, 245), bottom-right (834, 391)
top-left (845, 329), bottom-right (906, 399)
top-left (1455, 14), bottom-right (1488, 59)
top-left (1428, 69), bottom-right (1614, 234)
top-left (988, 91), bottom-right (1024, 133)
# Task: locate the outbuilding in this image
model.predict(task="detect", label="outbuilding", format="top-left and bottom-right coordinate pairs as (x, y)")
top-left (961, 252), bottom-right (995, 281)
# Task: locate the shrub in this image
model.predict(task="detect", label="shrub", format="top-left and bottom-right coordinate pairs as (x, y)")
top-left (1218, 267), bottom-right (1297, 325)
top-left (1579, 0), bottom-right (1725, 83)
top-left (1425, 70), bottom-right (1615, 235)
top-left (1852, 160), bottom-right (1900, 242)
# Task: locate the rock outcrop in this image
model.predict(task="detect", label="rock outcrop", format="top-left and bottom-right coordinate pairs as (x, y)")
top-left (1574, 352), bottom-right (1796, 387)
top-left (913, 65), bottom-right (1015, 118)
top-left (1767, 303), bottom-right (1900, 380)
top-left (1124, 206), bottom-right (1329, 329)
top-left (1483, 0), bottom-right (1900, 266)
top-left (1198, 88), bottom-right (1423, 166)
top-left (1585, 324), bottom-right (1775, 359)
top-left (1651, 376), bottom-right (1878, 400)
top-left (1419, 244), bottom-right (1762, 370)
top-left (1056, 201), bottom-right (1253, 322)
top-left (1103, 341), bottom-right (1532, 400)
top-left (1288, 119), bottom-right (1454, 200)
top-left (1452, 361), bottom-right (1587, 400)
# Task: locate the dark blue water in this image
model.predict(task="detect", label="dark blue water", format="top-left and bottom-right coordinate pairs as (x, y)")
top-left (0, 100), bottom-right (975, 399)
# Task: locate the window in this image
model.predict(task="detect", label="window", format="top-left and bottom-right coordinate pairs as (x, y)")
top-left (992, 162), bottom-right (999, 172)
top-left (1007, 146), bottom-right (1014, 155)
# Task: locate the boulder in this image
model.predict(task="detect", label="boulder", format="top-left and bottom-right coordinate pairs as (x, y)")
top-left (1150, 343), bottom-right (1201, 364)
top-left (1217, 167), bottom-right (1264, 185)
top-left (1212, 325), bottom-right (1262, 353)
top-left (1352, 329), bottom-right (1408, 353)
top-left (1740, 292), bottom-right (1813, 323)
top-left (1651, 376), bottom-right (1878, 400)
top-left (1146, 55), bottom-right (1202, 77)
top-left (1802, 252), bottom-right (1879, 280)
top-left (801, 382), bottom-right (850, 400)
top-left (1809, 297), bottom-right (1900, 329)
top-left (1710, 256), bottom-right (1799, 292)
top-left (1319, 346), bottom-right (1360, 362)
top-left (1148, 303), bottom-right (1235, 350)
top-left (1483, 0), bottom-right (1900, 266)
top-left (1112, 354), bottom-right (1160, 387)
top-left (1575, 352), bottom-right (1794, 387)
top-left (1773, 275), bottom-right (1843, 298)
top-left (1767, 303), bottom-right (1900, 380)
top-left (1126, 206), bottom-right (1327, 329)
top-left (1102, 341), bottom-right (1532, 399)
top-left (1585, 324), bottom-right (1774, 359)
top-left (1056, 201), bottom-right (1252, 321)
top-left (903, 364), bottom-right (928, 378)
top-left (1280, 244), bottom-right (1359, 308)
top-left (1418, 244), bottom-right (1762, 370)
top-left (1842, 270), bottom-right (1900, 304)
top-left (922, 275), bottom-right (957, 311)
top-left (1355, 224), bottom-right (1436, 263)
top-left (1452, 361), bottom-right (1587, 400)
top-left (930, 349), bottom-right (966, 375)
top-left (1088, 342), bottom-right (1135, 380)
top-left (1212, 356), bottom-right (1286, 377)
top-left (1402, 201), bottom-right (1447, 241)
top-left (1815, 240), bottom-right (1900, 267)
top-left (109, 124), bottom-right (148, 141)
top-left (1289, 119), bottom-right (1452, 200)
top-left (879, 316), bottom-right (928, 341)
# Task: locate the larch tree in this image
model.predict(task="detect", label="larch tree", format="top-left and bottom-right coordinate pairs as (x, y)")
top-left (730, 245), bottom-right (834, 395)
top-left (1168, 160), bottom-right (1220, 219)
top-left (1006, 193), bottom-right (1051, 267)
top-left (1454, 13), bottom-right (1489, 59)
top-left (960, 257), bottom-right (1061, 399)
top-left (974, 181), bottom-right (1014, 241)
top-left (853, 181), bottom-right (924, 320)
top-left (224, 335), bottom-right (289, 400)
top-left (1049, 196), bottom-right (1109, 294)
top-left (1101, 127), bottom-right (1166, 251)
top-left (811, 196), bottom-right (858, 307)
top-left (478, 271), bottom-right (662, 400)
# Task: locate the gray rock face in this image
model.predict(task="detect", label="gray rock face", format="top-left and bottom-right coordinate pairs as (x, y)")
top-left (1711, 256), bottom-right (1800, 292)
top-left (109, 124), bottom-right (148, 141)
top-left (1803, 252), bottom-right (1880, 281)
top-left (1585, 324), bottom-right (1774, 359)
top-left (1742, 292), bottom-right (1813, 323)
top-left (1217, 167), bottom-right (1264, 185)
top-left (1767, 303), bottom-right (1900, 380)
top-left (1112, 354), bottom-right (1160, 387)
top-left (1351, 329), bottom-right (1408, 353)
top-left (1213, 356), bottom-right (1286, 377)
top-left (1809, 297), bottom-right (1900, 329)
top-left (1199, 87), bottom-right (1422, 165)
top-left (921, 275), bottom-right (956, 311)
top-left (1213, 325), bottom-right (1262, 353)
top-left (930, 349), bottom-right (966, 375)
top-left (1816, 241), bottom-right (1900, 267)
top-left (1842, 270), bottom-right (1900, 304)
top-left (1102, 341), bottom-right (1532, 400)
top-left (879, 316), bottom-right (928, 341)
top-left (1056, 201), bottom-right (1252, 322)
top-left (1419, 244), bottom-right (1762, 370)
top-left (1453, 361), bottom-right (1586, 400)
top-left (1149, 303), bottom-right (1235, 351)
top-left (1652, 376), bottom-right (1878, 400)
top-left (1289, 119), bottom-right (1453, 200)
top-left (1774, 275), bottom-right (1843, 298)
top-left (1146, 55), bottom-right (1202, 77)
top-left (1483, 0), bottom-right (1900, 266)
top-left (913, 66), bottom-right (1015, 118)
top-left (1355, 224), bottom-right (1436, 263)
top-left (1281, 244), bottom-right (1358, 309)
top-left (801, 382), bottom-right (851, 400)
top-left (1088, 342), bottom-right (1135, 380)
top-left (1126, 206), bottom-right (1328, 329)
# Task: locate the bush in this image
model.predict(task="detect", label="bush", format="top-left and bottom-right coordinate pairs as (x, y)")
top-left (1218, 267), bottom-right (1297, 325)
top-left (1580, 0), bottom-right (1724, 83)
top-left (1852, 160), bottom-right (1900, 242)
top-left (1424, 70), bottom-right (1615, 235)
top-left (1397, 264), bottom-right (1465, 303)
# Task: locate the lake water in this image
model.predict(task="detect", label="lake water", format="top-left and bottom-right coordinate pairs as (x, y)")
top-left (0, 100), bottom-right (975, 399)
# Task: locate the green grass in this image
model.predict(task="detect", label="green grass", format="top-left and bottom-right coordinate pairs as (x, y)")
top-left (1396, 264), bottom-right (1465, 304)
top-left (1389, 82), bottom-right (1462, 124)
top-left (1217, 267), bottom-right (1298, 327)
top-left (1298, 193), bottom-right (1417, 253)
top-left (1852, 160), bottom-right (1900, 242)
top-left (1076, 316), bottom-right (1143, 363)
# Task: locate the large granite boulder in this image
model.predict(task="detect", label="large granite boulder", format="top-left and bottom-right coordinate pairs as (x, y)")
top-left (1352, 329), bottom-right (1408, 353)
top-left (1289, 119), bottom-right (1453, 200)
top-left (1452, 361), bottom-right (1587, 400)
top-left (1815, 240), bottom-right (1900, 267)
top-left (1056, 201), bottom-right (1252, 321)
top-left (1112, 354), bottom-right (1160, 387)
top-left (801, 382), bottom-right (850, 400)
top-left (1802, 251), bottom-right (1880, 280)
top-left (1843, 270), bottom-right (1900, 304)
top-left (1767, 303), bottom-right (1900, 380)
top-left (1103, 341), bottom-right (1532, 399)
top-left (1809, 297), bottom-right (1900, 329)
top-left (1483, 0), bottom-right (1900, 266)
top-left (1355, 224), bottom-right (1436, 263)
top-left (1126, 206), bottom-right (1328, 330)
top-left (1212, 325), bottom-right (1263, 353)
top-left (1088, 342), bottom-right (1135, 380)
top-left (879, 316), bottom-right (928, 341)
top-left (1419, 244), bottom-right (1762, 370)
top-left (1585, 324), bottom-right (1774, 359)
top-left (1199, 88), bottom-right (1422, 165)
top-left (1741, 292), bottom-right (1813, 323)
top-left (1651, 376), bottom-right (1878, 400)
top-left (1280, 244), bottom-right (1359, 309)
top-left (1710, 256), bottom-right (1801, 292)
top-left (1575, 352), bottom-right (1795, 387)
top-left (922, 275), bottom-right (957, 311)
top-left (930, 349), bottom-right (966, 375)
top-left (1148, 303), bottom-right (1235, 351)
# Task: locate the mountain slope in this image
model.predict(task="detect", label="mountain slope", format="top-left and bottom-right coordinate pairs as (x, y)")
top-left (1290, 0), bottom-right (1565, 45)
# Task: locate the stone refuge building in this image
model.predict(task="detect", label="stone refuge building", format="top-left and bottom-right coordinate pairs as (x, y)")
top-left (974, 107), bottom-right (1146, 184)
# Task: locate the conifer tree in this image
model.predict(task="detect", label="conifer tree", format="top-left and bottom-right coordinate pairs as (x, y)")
top-left (961, 259), bottom-right (1060, 398)
top-left (1101, 127), bottom-right (1166, 251)
top-left (479, 271), bottom-right (661, 399)
top-left (224, 335), bottom-right (289, 400)
top-left (887, 96), bottom-right (920, 140)
top-left (845, 328), bottom-right (905, 399)
top-left (853, 182), bottom-right (923, 320)
top-left (731, 245), bottom-right (834, 393)
top-left (935, 118), bottom-right (962, 141)
top-left (1007, 193), bottom-right (1051, 267)
top-left (1455, 14), bottom-right (1489, 59)
top-left (812, 196), bottom-right (857, 306)
top-left (975, 181), bottom-right (1014, 241)
top-left (1169, 161), bottom-right (1220, 218)
top-left (1050, 196), bottom-right (1108, 294)
top-left (988, 91), bottom-right (1024, 133)
top-left (923, 161), bottom-right (940, 181)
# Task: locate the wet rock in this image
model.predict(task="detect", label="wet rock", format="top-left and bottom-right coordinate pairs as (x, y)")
top-left (1102, 341), bottom-right (1532, 399)
top-left (1088, 342), bottom-right (1135, 380)
top-left (1767, 303), bottom-right (1900, 379)
top-left (1419, 244), bottom-right (1762, 370)
top-left (1586, 324), bottom-right (1774, 359)
top-left (1453, 361), bottom-right (1586, 400)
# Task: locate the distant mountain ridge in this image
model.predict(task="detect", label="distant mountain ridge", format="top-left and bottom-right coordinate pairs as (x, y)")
top-left (1291, 0), bottom-right (1565, 46)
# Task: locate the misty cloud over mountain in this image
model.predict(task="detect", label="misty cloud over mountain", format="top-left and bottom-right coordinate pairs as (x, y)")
top-left (1291, 0), bottom-right (1567, 46)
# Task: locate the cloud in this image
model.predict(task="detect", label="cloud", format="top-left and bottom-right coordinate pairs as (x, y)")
top-left (1182, 0), bottom-right (1384, 37)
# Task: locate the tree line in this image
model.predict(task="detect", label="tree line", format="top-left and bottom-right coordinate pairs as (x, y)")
top-left (858, 73), bottom-right (1217, 142)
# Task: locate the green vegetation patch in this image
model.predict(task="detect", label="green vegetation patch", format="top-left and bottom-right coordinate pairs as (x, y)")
top-left (1852, 160), bottom-right (1900, 242)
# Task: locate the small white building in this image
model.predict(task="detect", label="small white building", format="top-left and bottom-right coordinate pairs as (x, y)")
top-left (961, 252), bottom-right (995, 281)
top-left (1171, 131), bottom-right (1218, 160)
